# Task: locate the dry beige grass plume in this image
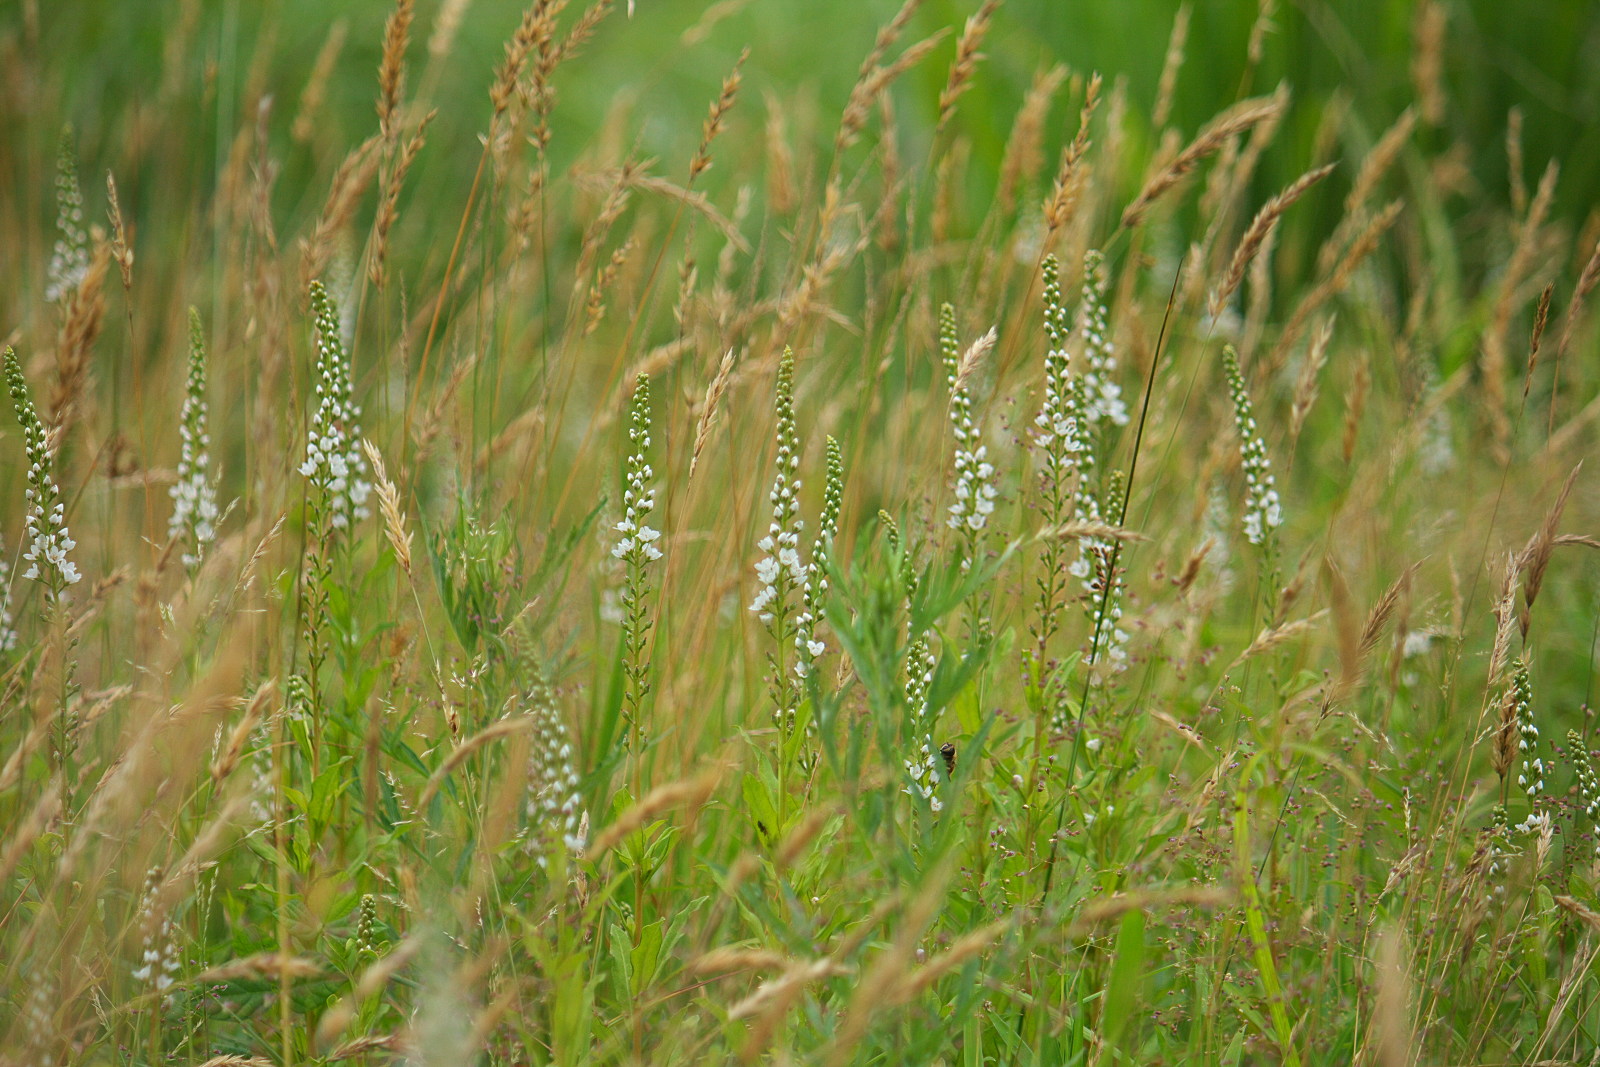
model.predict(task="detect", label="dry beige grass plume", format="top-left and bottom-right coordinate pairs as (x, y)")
top-left (1120, 94), bottom-right (1284, 230)
top-left (1210, 162), bottom-right (1336, 318)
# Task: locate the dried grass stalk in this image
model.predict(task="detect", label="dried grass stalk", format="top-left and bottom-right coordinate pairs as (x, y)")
top-left (1120, 94), bottom-right (1284, 230)
top-left (691, 48), bottom-right (748, 182)
top-left (690, 348), bottom-right (737, 480)
top-left (292, 21), bottom-right (349, 142)
top-left (1044, 73), bottom-right (1101, 233)
top-left (1211, 162), bottom-right (1336, 317)
top-left (1482, 160), bottom-right (1558, 449)
top-left (1152, 4), bottom-right (1190, 127)
top-left (376, 0), bottom-right (413, 144)
top-left (936, 0), bottom-right (1001, 133)
top-left (1517, 462), bottom-right (1581, 638)
top-left (52, 238), bottom-right (111, 434)
top-left (996, 65), bottom-right (1065, 213)
top-left (361, 439), bottom-right (413, 577)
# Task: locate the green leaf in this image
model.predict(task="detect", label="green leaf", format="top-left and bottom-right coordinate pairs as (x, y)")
top-left (1101, 908), bottom-right (1145, 1053)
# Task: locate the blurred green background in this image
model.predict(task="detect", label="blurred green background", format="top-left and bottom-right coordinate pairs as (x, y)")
top-left (10, 1), bottom-right (1600, 203)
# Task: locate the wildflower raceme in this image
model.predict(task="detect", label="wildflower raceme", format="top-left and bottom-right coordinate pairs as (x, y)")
top-left (6, 346), bottom-right (81, 595)
top-left (300, 281), bottom-right (371, 531)
top-left (168, 308), bottom-right (220, 568)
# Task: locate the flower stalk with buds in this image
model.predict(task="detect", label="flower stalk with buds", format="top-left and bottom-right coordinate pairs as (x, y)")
top-left (169, 308), bottom-right (220, 569)
top-left (7, 347), bottom-right (81, 598)
top-left (614, 373), bottom-right (661, 748)
top-left (751, 349), bottom-right (808, 736)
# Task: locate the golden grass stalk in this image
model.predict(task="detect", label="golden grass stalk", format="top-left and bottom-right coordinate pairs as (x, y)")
top-left (584, 767), bottom-right (723, 858)
top-left (326, 1036), bottom-right (403, 1062)
top-left (690, 348), bottom-right (736, 480)
top-left (1342, 351), bottom-right (1369, 464)
top-left (490, 4), bottom-right (545, 119)
top-left (1210, 162), bottom-right (1336, 318)
top-left (210, 678), bottom-right (278, 782)
top-left (952, 325), bottom-right (997, 396)
top-left (1038, 520), bottom-right (1148, 544)
top-left (838, 28), bottom-right (948, 153)
top-left (583, 238), bottom-right (632, 334)
top-left (763, 90), bottom-right (797, 215)
top-left (935, 0), bottom-right (1001, 134)
top-left (370, 110), bottom-right (435, 289)
top-left (1233, 610), bottom-right (1329, 666)
top-left (1485, 551), bottom-right (1518, 687)
top-left (1064, 886), bottom-right (1234, 937)
top-left (1120, 94), bottom-right (1284, 231)
top-left (1412, 2), bottom-right (1446, 125)
top-left (1044, 72), bottom-right (1101, 233)
top-left (1550, 233), bottom-right (1600, 426)
top-left (315, 936), bottom-right (423, 1047)
top-left (1523, 281), bottom-right (1553, 400)
top-left (1245, 0), bottom-right (1276, 66)
top-left (412, 348), bottom-right (479, 458)
top-left (690, 48), bottom-right (748, 182)
top-left (104, 171), bottom-right (133, 289)
top-left (417, 715), bottom-right (534, 809)
top-left (837, 0), bottom-right (925, 151)
top-left (682, 0), bottom-right (752, 46)
top-left (1289, 315), bottom-right (1335, 445)
top-left (1316, 108), bottom-right (1415, 276)
top-left (997, 64), bottom-right (1066, 212)
top-left (1152, 3), bottom-right (1190, 128)
top-left (196, 954), bottom-right (323, 985)
top-left (1370, 924), bottom-right (1418, 1067)
top-left (292, 20), bottom-right (348, 143)
top-left (428, 0), bottom-right (470, 59)
top-left (51, 237), bottom-right (111, 434)
top-left (1482, 159), bottom-right (1558, 449)
top-left (1269, 200), bottom-right (1402, 376)
top-left (885, 919), bottom-right (1009, 1006)
top-left (376, 0), bottom-right (413, 144)
top-left (361, 439), bottom-right (413, 577)
top-left (1491, 675), bottom-right (1517, 781)
top-left (691, 946), bottom-right (794, 975)
top-left (1517, 461), bottom-right (1580, 639)
top-left (298, 134), bottom-right (382, 291)
top-left (0, 782), bottom-right (61, 885)
top-left (1359, 564), bottom-right (1418, 658)
top-left (1507, 107), bottom-right (1527, 216)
